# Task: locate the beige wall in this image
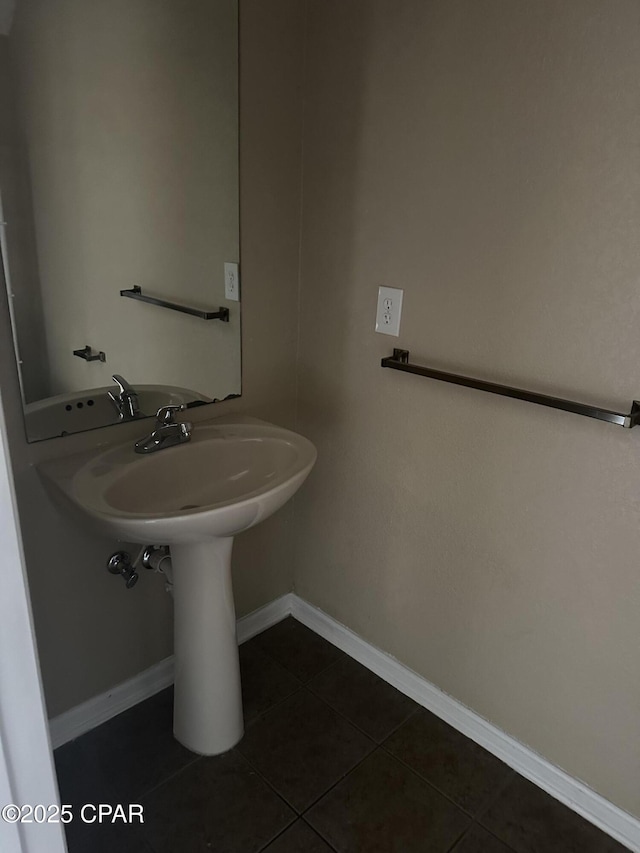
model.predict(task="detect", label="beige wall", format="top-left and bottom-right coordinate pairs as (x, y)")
top-left (0, 0), bottom-right (305, 718)
top-left (294, 0), bottom-right (640, 819)
top-left (10, 0), bottom-right (240, 400)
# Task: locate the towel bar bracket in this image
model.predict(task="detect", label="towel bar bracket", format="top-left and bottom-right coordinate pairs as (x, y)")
top-left (628, 401), bottom-right (640, 429)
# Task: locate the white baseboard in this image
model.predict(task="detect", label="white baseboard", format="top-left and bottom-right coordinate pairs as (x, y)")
top-left (290, 596), bottom-right (640, 853)
top-left (236, 592), bottom-right (294, 643)
top-left (49, 593), bottom-right (293, 751)
top-left (49, 656), bottom-right (175, 750)
top-left (49, 592), bottom-right (639, 851)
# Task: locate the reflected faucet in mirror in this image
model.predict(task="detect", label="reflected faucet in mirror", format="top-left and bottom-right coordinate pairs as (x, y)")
top-left (108, 375), bottom-right (141, 421)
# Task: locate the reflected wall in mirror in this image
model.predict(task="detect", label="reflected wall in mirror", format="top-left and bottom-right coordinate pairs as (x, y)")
top-left (0, 0), bottom-right (241, 441)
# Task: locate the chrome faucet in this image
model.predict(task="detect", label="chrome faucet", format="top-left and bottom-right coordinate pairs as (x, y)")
top-left (109, 374), bottom-right (140, 420)
top-left (134, 405), bottom-right (192, 454)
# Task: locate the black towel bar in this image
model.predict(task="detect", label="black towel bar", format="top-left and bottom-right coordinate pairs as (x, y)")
top-left (381, 349), bottom-right (640, 429)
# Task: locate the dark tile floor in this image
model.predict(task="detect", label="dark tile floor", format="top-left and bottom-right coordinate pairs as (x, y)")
top-left (54, 617), bottom-right (629, 853)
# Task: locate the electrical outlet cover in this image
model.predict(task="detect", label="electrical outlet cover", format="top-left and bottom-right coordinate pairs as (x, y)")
top-left (375, 286), bottom-right (403, 336)
top-left (224, 262), bottom-right (240, 301)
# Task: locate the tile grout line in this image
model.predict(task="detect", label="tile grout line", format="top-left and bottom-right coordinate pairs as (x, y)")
top-left (299, 815), bottom-right (342, 853)
top-left (234, 738), bottom-right (310, 819)
top-left (293, 677), bottom-right (484, 825)
top-left (470, 772), bottom-right (526, 853)
top-left (240, 626), bottom-right (386, 835)
top-left (471, 769), bottom-right (518, 826)
top-left (243, 683), bottom-right (306, 731)
top-left (139, 826), bottom-right (162, 853)
top-left (299, 744), bottom-right (383, 820)
top-left (443, 823), bottom-right (475, 853)
top-left (251, 805), bottom-right (299, 853)
top-left (255, 815), bottom-right (341, 853)
top-left (305, 677), bottom-right (422, 745)
top-left (246, 621), bottom-right (482, 836)
top-left (138, 751), bottom-right (204, 803)
top-left (145, 746), bottom-right (299, 852)
top-left (416, 763), bottom-right (520, 853)
top-left (296, 675), bottom-right (514, 828)
top-left (248, 618), bottom-right (348, 685)
top-left (240, 688), bottom-right (378, 823)
top-left (375, 741), bottom-right (482, 822)
top-left (471, 821), bottom-right (519, 853)
top-left (237, 692), bottom-right (378, 822)
top-left (68, 725), bottom-right (203, 825)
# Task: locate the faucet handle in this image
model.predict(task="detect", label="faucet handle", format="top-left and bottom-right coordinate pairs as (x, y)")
top-left (156, 404), bottom-right (185, 425)
top-left (111, 374), bottom-right (129, 394)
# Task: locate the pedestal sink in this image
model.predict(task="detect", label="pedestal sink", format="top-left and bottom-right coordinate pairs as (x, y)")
top-left (38, 417), bottom-right (316, 755)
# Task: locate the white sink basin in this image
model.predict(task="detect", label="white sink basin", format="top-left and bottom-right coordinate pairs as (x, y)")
top-left (38, 416), bottom-right (316, 755)
top-left (42, 421), bottom-right (316, 543)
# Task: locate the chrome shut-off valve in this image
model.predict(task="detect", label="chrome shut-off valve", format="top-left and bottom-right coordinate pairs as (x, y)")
top-left (107, 551), bottom-right (138, 588)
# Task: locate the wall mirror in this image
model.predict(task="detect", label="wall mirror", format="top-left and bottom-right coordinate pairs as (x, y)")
top-left (0, 0), bottom-right (240, 442)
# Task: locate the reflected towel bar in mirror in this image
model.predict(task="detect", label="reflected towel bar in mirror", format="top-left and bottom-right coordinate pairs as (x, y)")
top-left (381, 349), bottom-right (640, 429)
top-left (120, 286), bottom-right (230, 322)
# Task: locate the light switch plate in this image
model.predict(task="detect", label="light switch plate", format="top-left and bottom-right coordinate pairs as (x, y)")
top-left (375, 286), bottom-right (403, 336)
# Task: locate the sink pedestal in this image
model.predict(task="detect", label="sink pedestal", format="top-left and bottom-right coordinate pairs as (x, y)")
top-left (37, 418), bottom-right (317, 755)
top-left (171, 538), bottom-right (243, 755)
